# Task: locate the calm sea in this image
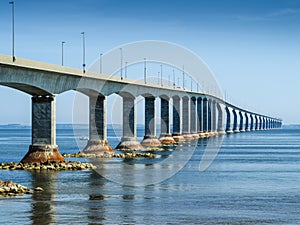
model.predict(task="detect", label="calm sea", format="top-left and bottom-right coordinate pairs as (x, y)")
top-left (0, 125), bottom-right (300, 224)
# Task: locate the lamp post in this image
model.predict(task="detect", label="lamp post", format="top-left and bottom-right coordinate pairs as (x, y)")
top-left (9, 1), bottom-right (15, 62)
top-left (190, 76), bottom-right (193, 91)
top-left (157, 72), bottom-right (160, 85)
top-left (173, 69), bottom-right (175, 88)
top-left (120, 48), bottom-right (123, 80)
top-left (81, 32), bottom-right (86, 73)
top-left (99, 53), bottom-right (103, 73)
top-left (144, 58), bottom-right (146, 83)
top-left (61, 41), bottom-right (65, 66)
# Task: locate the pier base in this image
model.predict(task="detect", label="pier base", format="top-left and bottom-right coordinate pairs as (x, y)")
top-left (159, 133), bottom-right (175, 144)
top-left (116, 137), bottom-right (143, 150)
top-left (82, 140), bottom-right (114, 154)
top-left (183, 133), bottom-right (194, 140)
top-left (141, 135), bottom-right (161, 147)
top-left (21, 145), bottom-right (65, 164)
top-left (198, 132), bottom-right (206, 138)
top-left (172, 133), bottom-right (185, 142)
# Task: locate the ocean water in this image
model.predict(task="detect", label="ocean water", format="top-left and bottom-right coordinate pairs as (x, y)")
top-left (0, 126), bottom-right (300, 224)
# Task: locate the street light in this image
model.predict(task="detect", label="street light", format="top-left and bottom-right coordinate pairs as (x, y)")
top-left (120, 48), bottom-right (123, 80)
top-left (81, 32), bottom-right (86, 73)
top-left (61, 41), bottom-right (65, 66)
top-left (9, 1), bottom-right (15, 62)
top-left (144, 58), bottom-right (146, 83)
top-left (173, 69), bottom-right (175, 88)
top-left (99, 53), bottom-right (103, 73)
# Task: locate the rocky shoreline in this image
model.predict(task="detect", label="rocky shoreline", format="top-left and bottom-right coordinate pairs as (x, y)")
top-left (62, 152), bottom-right (156, 159)
top-left (0, 161), bottom-right (96, 171)
top-left (0, 179), bottom-right (43, 197)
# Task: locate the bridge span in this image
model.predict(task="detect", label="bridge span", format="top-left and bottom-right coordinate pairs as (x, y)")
top-left (0, 54), bottom-right (282, 163)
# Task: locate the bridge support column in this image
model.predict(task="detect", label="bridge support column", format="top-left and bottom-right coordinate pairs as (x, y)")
top-left (202, 98), bottom-right (208, 135)
top-left (141, 96), bottom-right (161, 146)
top-left (225, 107), bottom-right (233, 134)
top-left (239, 111), bottom-right (245, 132)
top-left (159, 97), bottom-right (175, 144)
top-left (182, 97), bottom-right (193, 140)
top-left (116, 96), bottom-right (143, 150)
top-left (233, 110), bottom-right (240, 133)
top-left (217, 103), bottom-right (226, 134)
top-left (197, 98), bottom-right (205, 138)
top-left (190, 97), bottom-right (198, 138)
top-left (21, 95), bottom-right (65, 163)
top-left (172, 96), bottom-right (184, 142)
top-left (212, 101), bottom-right (217, 135)
top-left (245, 113), bottom-right (250, 131)
top-left (207, 100), bottom-right (212, 135)
top-left (250, 115), bottom-right (255, 131)
top-left (255, 116), bottom-right (259, 130)
top-left (82, 94), bottom-right (113, 154)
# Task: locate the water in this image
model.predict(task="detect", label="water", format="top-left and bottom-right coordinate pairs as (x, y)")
top-left (0, 126), bottom-right (300, 224)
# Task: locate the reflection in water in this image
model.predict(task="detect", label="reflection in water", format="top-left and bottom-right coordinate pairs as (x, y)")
top-left (88, 171), bottom-right (107, 224)
top-left (30, 171), bottom-right (57, 225)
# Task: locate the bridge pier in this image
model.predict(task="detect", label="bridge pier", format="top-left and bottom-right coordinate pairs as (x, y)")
top-left (21, 95), bottom-right (65, 163)
top-left (250, 114), bottom-right (255, 131)
top-left (172, 96), bottom-right (184, 142)
top-left (239, 111), bottom-right (245, 132)
top-left (207, 100), bottom-right (212, 135)
top-left (182, 97), bottom-right (193, 140)
top-left (159, 97), bottom-right (175, 144)
top-left (255, 116), bottom-right (258, 130)
top-left (217, 103), bottom-right (226, 134)
top-left (116, 96), bottom-right (142, 150)
top-left (245, 113), bottom-right (250, 132)
top-left (211, 101), bottom-right (217, 135)
top-left (82, 94), bottom-right (113, 154)
top-left (190, 97), bottom-right (198, 138)
top-left (225, 107), bottom-right (233, 134)
top-left (197, 98), bottom-right (205, 137)
top-left (233, 110), bottom-right (240, 133)
top-left (141, 96), bottom-right (161, 146)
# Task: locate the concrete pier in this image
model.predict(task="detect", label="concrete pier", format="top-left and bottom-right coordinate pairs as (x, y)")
top-left (245, 113), bottom-right (250, 131)
top-left (190, 97), bottom-right (198, 138)
top-left (225, 107), bottom-right (233, 134)
top-left (82, 94), bottom-right (113, 154)
top-left (21, 95), bottom-right (65, 163)
top-left (197, 98), bottom-right (205, 137)
top-left (141, 96), bottom-right (161, 146)
top-left (172, 96), bottom-right (185, 141)
top-left (116, 95), bottom-right (143, 150)
top-left (159, 96), bottom-right (175, 144)
top-left (212, 101), bottom-right (217, 134)
top-left (182, 97), bottom-right (193, 140)
top-left (255, 116), bottom-right (259, 130)
top-left (239, 111), bottom-right (245, 132)
top-left (217, 103), bottom-right (226, 134)
top-left (250, 114), bottom-right (255, 131)
top-left (207, 100), bottom-right (212, 134)
top-left (233, 110), bottom-right (240, 133)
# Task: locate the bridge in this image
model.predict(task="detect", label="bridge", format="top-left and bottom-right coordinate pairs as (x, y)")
top-left (0, 54), bottom-right (282, 163)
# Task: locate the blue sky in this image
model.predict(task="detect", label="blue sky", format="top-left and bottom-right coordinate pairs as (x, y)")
top-left (0, 0), bottom-right (299, 124)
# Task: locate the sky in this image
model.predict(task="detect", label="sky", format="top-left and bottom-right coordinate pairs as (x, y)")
top-left (0, 0), bottom-right (299, 124)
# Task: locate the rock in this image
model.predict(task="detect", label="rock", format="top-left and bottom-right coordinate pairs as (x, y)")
top-left (34, 187), bottom-right (44, 192)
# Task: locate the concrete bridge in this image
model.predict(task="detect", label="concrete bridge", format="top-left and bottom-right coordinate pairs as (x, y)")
top-left (0, 54), bottom-right (282, 163)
